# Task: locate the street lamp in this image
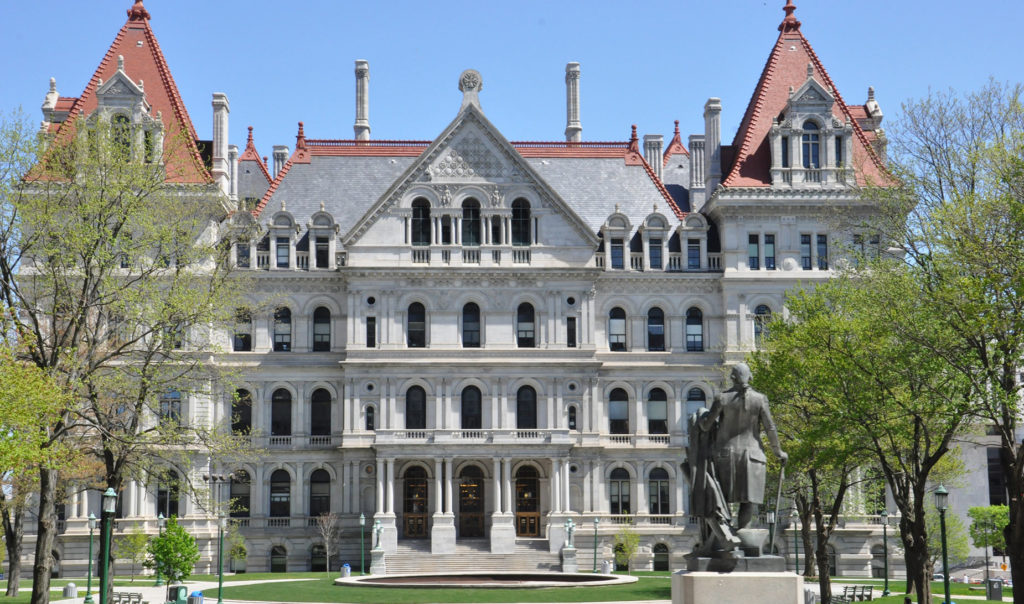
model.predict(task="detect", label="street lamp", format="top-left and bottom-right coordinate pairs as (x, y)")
top-left (766, 509), bottom-right (777, 554)
top-left (935, 485), bottom-right (951, 604)
top-left (99, 488), bottom-right (117, 604)
top-left (880, 509), bottom-right (890, 596)
top-left (592, 517), bottom-right (600, 573)
top-left (84, 514), bottom-right (97, 604)
top-left (154, 513), bottom-right (166, 586)
top-left (359, 513), bottom-right (366, 576)
top-left (792, 508), bottom-right (800, 575)
top-left (217, 514), bottom-right (227, 604)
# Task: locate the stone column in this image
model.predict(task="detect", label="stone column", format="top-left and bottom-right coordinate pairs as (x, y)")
top-left (492, 458), bottom-right (503, 514)
top-left (342, 462), bottom-right (352, 514)
top-left (550, 459), bottom-right (561, 513)
top-left (503, 458), bottom-right (513, 514)
top-left (353, 461), bottom-right (362, 516)
top-left (444, 459), bottom-right (454, 515)
top-left (434, 458), bottom-right (444, 514)
top-left (432, 458), bottom-right (456, 553)
top-left (375, 459), bottom-right (384, 515)
top-left (563, 458), bottom-right (572, 512)
top-left (385, 459), bottom-right (395, 515)
top-left (490, 457), bottom-right (516, 554)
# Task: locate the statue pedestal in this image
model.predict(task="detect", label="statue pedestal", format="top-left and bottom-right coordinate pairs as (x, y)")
top-left (671, 571), bottom-right (802, 604)
top-left (369, 548), bottom-right (386, 575)
top-left (431, 514), bottom-right (456, 554)
top-left (685, 554), bottom-right (786, 573)
top-left (561, 546), bottom-right (578, 573)
top-left (490, 514), bottom-right (516, 554)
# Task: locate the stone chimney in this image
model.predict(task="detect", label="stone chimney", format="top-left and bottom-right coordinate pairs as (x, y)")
top-left (564, 62), bottom-right (581, 142)
top-left (211, 93), bottom-right (230, 196)
top-left (703, 98), bottom-right (722, 192)
top-left (227, 144), bottom-right (238, 201)
top-left (272, 145), bottom-right (289, 178)
top-left (689, 135), bottom-right (707, 211)
top-left (354, 60), bottom-right (370, 140)
top-left (643, 134), bottom-right (664, 181)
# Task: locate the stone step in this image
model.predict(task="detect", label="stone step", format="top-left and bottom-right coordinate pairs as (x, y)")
top-left (386, 539), bottom-right (561, 574)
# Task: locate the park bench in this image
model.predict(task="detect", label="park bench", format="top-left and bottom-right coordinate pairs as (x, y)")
top-left (840, 584), bottom-right (874, 601)
top-left (110, 592), bottom-right (144, 604)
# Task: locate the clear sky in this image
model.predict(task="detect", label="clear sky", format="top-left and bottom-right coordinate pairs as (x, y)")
top-left (2, 0), bottom-right (1022, 156)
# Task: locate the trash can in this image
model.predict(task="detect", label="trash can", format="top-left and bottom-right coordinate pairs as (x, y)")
top-left (987, 578), bottom-right (1003, 600)
top-left (166, 584), bottom-right (188, 604)
top-left (601, 560), bottom-right (612, 575)
top-left (341, 563), bottom-right (351, 578)
top-left (62, 583), bottom-right (77, 598)
top-left (187, 590), bottom-right (204, 604)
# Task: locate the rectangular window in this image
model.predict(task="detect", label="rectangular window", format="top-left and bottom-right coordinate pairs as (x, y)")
top-left (314, 237), bottom-right (329, 268)
top-left (567, 317), bottom-right (577, 348)
top-left (748, 234), bottom-right (760, 270)
top-left (648, 238), bottom-right (662, 270)
top-left (441, 217), bottom-right (452, 245)
top-left (236, 242), bottom-right (250, 268)
top-left (609, 400), bottom-right (629, 434)
top-left (491, 219), bottom-right (501, 246)
top-left (988, 447), bottom-right (1008, 505)
top-left (610, 238), bottom-right (624, 269)
top-left (835, 136), bottom-right (843, 167)
top-left (648, 401), bottom-right (668, 435)
top-left (801, 234), bottom-right (812, 270)
top-left (687, 239), bottom-right (700, 270)
top-left (764, 234), bottom-right (776, 270)
top-left (233, 310), bottom-right (252, 352)
top-left (275, 237), bottom-right (289, 268)
top-left (817, 234), bottom-right (829, 270)
top-left (366, 317), bottom-right (376, 348)
top-left (781, 136), bottom-right (790, 168)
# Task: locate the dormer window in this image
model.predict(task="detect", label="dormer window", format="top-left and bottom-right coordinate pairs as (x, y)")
top-left (113, 114), bottom-right (131, 158)
top-left (801, 121), bottom-right (820, 169)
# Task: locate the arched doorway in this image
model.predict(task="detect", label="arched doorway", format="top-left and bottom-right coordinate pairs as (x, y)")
top-left (458, 465), bottom-right (485, 538)
top-left (515, 466), bottom-right (540, 537)
top-left (270, 545), bottom-right (287, 572)
top-left (403, 466), bottom-right (428, 538)
top-left (653, 543), bottom-right (670, 571)
top-left (310, 544), bottom-right (327, 572)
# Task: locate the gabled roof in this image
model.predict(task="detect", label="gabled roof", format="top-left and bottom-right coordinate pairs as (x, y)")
top-left (49, 1), bottom-right (211, 184)
top-left (663, 120), bottom-right (690, 166)
top-left (238, 126), bottom-right (272, 185)
top-left (721, 1), bottom-right (886, 188)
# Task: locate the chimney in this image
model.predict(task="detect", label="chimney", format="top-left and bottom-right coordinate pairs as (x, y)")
top-left (227, 144), bottom-right (239, 201)
top-left (703, 98), bottom-right (722, 191)
top-left (643, 134), bottom-right (664, 181)
top-left (354, 60), bottom-right (370, 140)
top-left (211, 93), bottom-right (230, 196)
top-left (272, 145), bottom-right (289, 178)
top-left (689, 135), bottom-right (707, 211)
top-left (564, 62), bottom-right (581, 142)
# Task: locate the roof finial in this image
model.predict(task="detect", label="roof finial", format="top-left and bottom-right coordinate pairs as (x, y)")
top-left (779, 0), bottom-right (801, 32)
top-left (673, 120), bottom-right (680, 135)
top-left (807, 62), bottom-right (813, 78)
top-left (127, 0), bottom-right (151, 21)
top-left (295, 121), bottom-right (307, 151)
top-left (118, 55), bottom-right (125, 72)
top-left (263, 156), bottom-right (268, 166)
top-left (247, 126), bottom-right (254, 145)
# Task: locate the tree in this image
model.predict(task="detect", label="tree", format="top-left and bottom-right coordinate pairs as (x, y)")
top-left (115, 524), bottom-right (150, 583)
top-left (613, 522), bottom-right (640, 575)
top-left (861, 80), bottom-right (1024, 599)
top-left (224, 524), bottom-right (247, 573)
top-left (0, 107), bottom-right (254, 601)
top-left (313, 513), bottom-right (339, 576)
top-left (969, 505), bottom-right (1010, 584)
top-left (927, 504), bottom-right (969, 578)
top-left (145, 516), bottom-right (199, 584)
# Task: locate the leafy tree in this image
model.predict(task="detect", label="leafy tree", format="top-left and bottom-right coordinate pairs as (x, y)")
top-left (926, 504), bottom-right (969, 578)
top-left (224, 524), bottom-right (247, 572)
top-left (613, 522), bottom-right (640, 575)
top-left (969, 505), bottom-right (1010, 584)
top-left (145, 516), bottom-right (199, 584)
top-left (115, 524), bottom-right (150, 582)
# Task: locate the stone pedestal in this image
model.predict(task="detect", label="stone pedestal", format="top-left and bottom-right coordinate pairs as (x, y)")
top-left (671, 571), bottom-right (803, 604)
top-left (561, 546), bottom-right (578, 573)
top-left (369, 548), bottom-right (386, 576)
top-left (378, 515), bottom-right (398, 554)
top-left (685, 554), bottom-right (786, 573)
top-left (490, 514), bottom-right (516, 554)
top-left (431, 514), bottom-right (456, 554)
top-left (548, 515), bottom-right (568, 554)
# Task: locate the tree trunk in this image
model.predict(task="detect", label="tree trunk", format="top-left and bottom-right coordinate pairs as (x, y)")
top-left (1007, 497), bottom-right (1024, 604)
top-left (815, 545), bottom-right (832, 603)
top-left (900, 514), bottom-right (931, 604)
top-left (30, 466), bottom-right (58, 604)
top-left (796, 496), bottom-right (816, 577)
top-left (3, 510), bottom-right (23, 597)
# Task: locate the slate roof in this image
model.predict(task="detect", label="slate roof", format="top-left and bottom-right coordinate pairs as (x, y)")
top-left (237, 126), bottom-right (272, 202)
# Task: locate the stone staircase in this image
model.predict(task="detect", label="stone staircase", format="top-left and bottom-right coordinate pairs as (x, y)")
top-left (384, 538), bottom-right (562, 574)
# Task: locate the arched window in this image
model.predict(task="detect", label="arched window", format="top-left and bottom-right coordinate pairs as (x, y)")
top-left (406, 386), bottom-right (426, 430)
top-left (609, 468), bottom-right (631, 515)
top-left (273, 307), bottom-right (292, 352)
top-left (685, 388), bottom-right (707, 423)
top-left (269, 470), bottom-right (291, 517)
top-left (462, 303), bottom-right (480, 348)
top-left (407, 302), bottom-right (426, 348)
top-left (568, 405), bottom-right (578, 431)
top-left (649, 468), bottom-right (670, 514)
top-left (233, 308), bottom-right (252, 351)
top-left (647, 388), bottom-right (668, 434)
top-left (229, 471), bottom-right (250, 518)
top-left (511, 199), bottom-right (531, 246)
top-left (310, 389), bottom-right (331, 436)
top-left (309, 469), bottom-right (331, 517)
top-left (686, 307), bottom-right (704, 352)
top-left (609, 388), bottom-right (629, 434)
top-left (647, 307), bottom-right (665, 351)
top-left (365, 405), bottom-right (375, 431)
top-left (754, 304), bottom-right (772, 346)
top-left (608, 307), bottom-right (627, 351)
top-left (270, 545), bottom-right (287, 572)
top-left (516, 386), bottom-right (537, 430)
top-left (411, 198), bottom-right (431, 246)
top-left (112, 114), bottom-right (131, 157)
top-left (802, 121), bottom-right (820, 169)
top-left (516, 303), bottom-right (535, 348)
top-left (271, 389), bottom-right (292, 436)
top-left (461, 386), bottom-right (482, 430)
top-left (155, 470), bottom-right (180, 518)
top-left (462, 199), bottom-right (481, 246)
top-left (653, 543), bottom-right (670, 571)
top-left (312, 307), bottom-right (331, 352)
top-left (232, 389), bottom-right (252, 435)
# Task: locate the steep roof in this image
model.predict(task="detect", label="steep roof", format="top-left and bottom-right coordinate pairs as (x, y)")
top-left (49, 1), bottom-right (211, 184)
top-left (236, 126), bottom-right (272, 201)
top-left (663, 120), bottom-right (690, 166)
top-left (721, 1), bottom-right (886, 188)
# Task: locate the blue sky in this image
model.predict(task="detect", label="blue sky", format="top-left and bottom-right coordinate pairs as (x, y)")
top-left (2, 1), bottom-right (1022, 155)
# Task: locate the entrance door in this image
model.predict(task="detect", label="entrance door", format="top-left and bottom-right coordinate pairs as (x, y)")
top-left (515, 466), bottom-right (540, 537)
top-left (403, 466), bottom-right (428, 538)
top-left (458, 465), bottom-right (485, 538)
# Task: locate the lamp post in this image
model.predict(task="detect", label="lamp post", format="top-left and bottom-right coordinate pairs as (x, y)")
top-left (359, 513), bottom-right (366, 575)
top-left (217, 514), bottom-right (226, 604)
top-left (592, 517), bottom-right (600, 573)
top-left (935, 485), bottom-right (951, 604)
top-left (154, 513), bottom-right (166, 586)
top-left (880, 509), bottom-right (890, 596)
top-left (84, 514), bottom-right (97, 604)
top-left (99, 488), bottom-right (117, 604)
top-left (766, 509), bottom-right (776, 554)
top-left (792, 508), bottom-right (800, 575)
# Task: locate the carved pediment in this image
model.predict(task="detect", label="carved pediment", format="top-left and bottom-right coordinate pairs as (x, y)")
top-left (424, 132), bottom-right (523, 182)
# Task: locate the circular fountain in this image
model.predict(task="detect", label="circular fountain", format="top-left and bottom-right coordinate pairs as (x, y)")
top-left (335, 572), bottom-right (637, 588)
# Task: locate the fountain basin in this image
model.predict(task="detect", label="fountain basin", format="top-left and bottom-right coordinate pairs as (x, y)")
top-left (335, 571), bottom-right (638, 588)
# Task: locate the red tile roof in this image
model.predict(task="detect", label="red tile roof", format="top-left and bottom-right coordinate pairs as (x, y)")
top-left (48, 1), bottom-right (211, 184)
top-left (238, 126), bottom-right (272, 184)
top-left (721, 1), bottom-right (886, 188)
top-left (663, 120), bottom-right (690, 166)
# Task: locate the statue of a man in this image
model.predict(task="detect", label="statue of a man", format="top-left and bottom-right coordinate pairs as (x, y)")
top-left (698, 362), bottom-right (787, 530)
